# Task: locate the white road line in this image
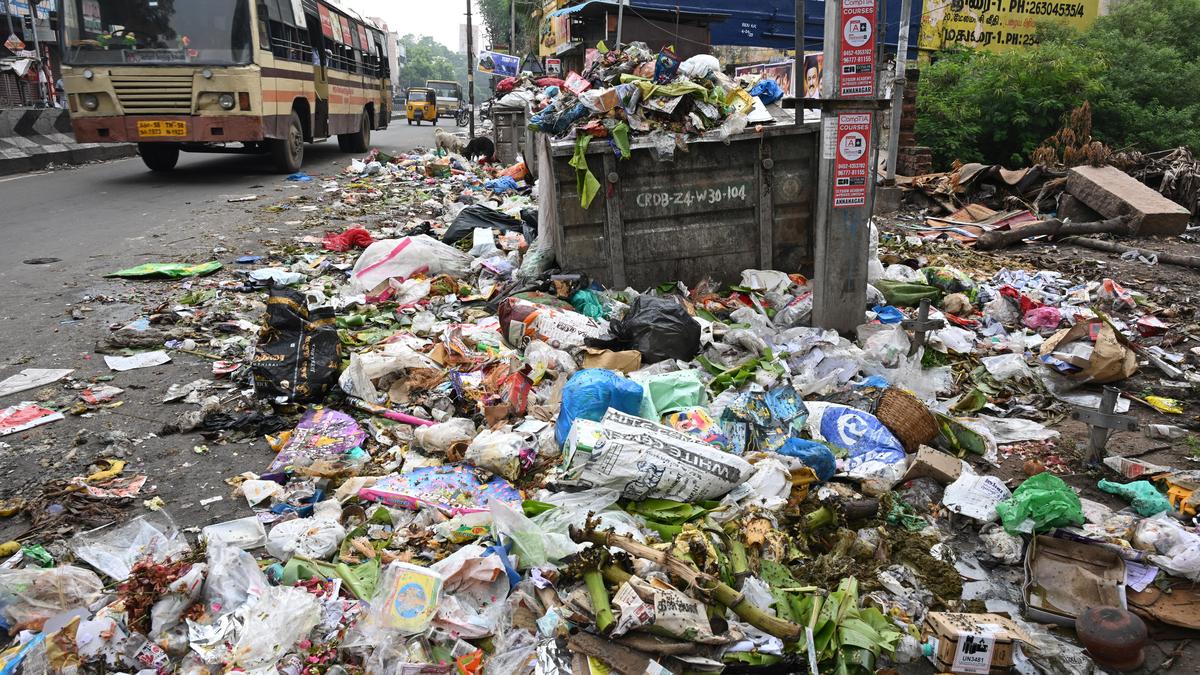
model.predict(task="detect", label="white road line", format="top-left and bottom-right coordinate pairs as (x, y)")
top-left (0, 171), bottom-right (50, 183)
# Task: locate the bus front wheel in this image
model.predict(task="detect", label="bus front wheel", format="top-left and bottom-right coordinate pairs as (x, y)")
top-left (269, 111), bottom-right (304, 173)
top-left (338, 110), bottom-right (370, 153)
top-left (138, 143), bottom-right (179, 172)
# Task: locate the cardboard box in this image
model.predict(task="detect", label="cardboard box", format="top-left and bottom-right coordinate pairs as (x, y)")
top-left (922, 612), bottom-right (1030, 674)
top-left (901, 446), bottom-right (965, 485)
top-left (1023, 534), bottom-right (1126, 627)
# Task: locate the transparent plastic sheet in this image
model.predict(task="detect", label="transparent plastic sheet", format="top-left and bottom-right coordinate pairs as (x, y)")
top-left (68, 510), bottom-right (188, 581)
top-left (531, 488), bottom-right (647, 544)
top-left (1133, 513), bottom-right (1200, 580)
top-left (201, 544), bottom-right (268, 617)
top-left (230, 586), bottom-right (321, 671)
top-left (464, 429), bottom-right (532, 481)
top-left (489, 499), bottom-right (581, 569)
top-left (149, 563), bottom-right (207, 638)
top-left (0, 566), bottom-right (104, 629)
top-left (412, 418), bottom-right (477, 455)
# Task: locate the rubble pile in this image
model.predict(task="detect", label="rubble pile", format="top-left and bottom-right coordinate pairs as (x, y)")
top-left (0, 133), bottom-right (1197, 675)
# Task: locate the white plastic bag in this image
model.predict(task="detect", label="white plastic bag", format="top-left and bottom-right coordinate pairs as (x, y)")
top-left (202, 544), bottom-right (268, 617)
top-left (679, 54), bottom-right (720, 78)
top-left (265, 500), bottom-right (345, 561)
top-left (413, 418), bottom-right (477, 454)
top-left (149, 563), bottom-right (207, 638)
top-left (464, 429), bottom-right (531, 481)
top-left (490, 499), bottom-right (581, 569)
top-left (68, 511), bottom-right (188, 581)
top-left (350, 235), bottom-right (474, 292)
top-left (338, 341), bottom-right (439, 403)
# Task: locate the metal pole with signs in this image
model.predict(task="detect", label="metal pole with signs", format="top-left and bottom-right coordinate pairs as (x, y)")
top-left (812, 0), bottom-right (881, 334)
top-left (3, 0), bottom-right (15, 41)
top-left (29, 0), bottom-right (46, 106)
top-left (615, 0), bottom-right (625, 49)
top-left (884, 0), bottom-right (913, 184)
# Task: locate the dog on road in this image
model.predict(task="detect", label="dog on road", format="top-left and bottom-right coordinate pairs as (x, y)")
top-left (434, 128), bottom-right (465, 156)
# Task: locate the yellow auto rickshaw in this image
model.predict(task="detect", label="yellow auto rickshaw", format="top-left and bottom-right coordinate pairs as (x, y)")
top-left (406, 88), bottom-right (438, 126)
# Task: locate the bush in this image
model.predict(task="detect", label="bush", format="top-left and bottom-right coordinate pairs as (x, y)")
top-left (916, 0), bottom-right (1200, 169)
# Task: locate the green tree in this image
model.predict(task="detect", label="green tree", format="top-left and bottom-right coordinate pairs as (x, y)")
top-left (397, 34), bottom-right (470, 95)
top-left (477, 0), bottom-right (536, 55)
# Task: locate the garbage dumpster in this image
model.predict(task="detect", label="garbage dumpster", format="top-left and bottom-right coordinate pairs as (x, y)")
top-left (492, 105), bottom-right (536, 174)
top-left (540, 118), bottom-right (819, 290)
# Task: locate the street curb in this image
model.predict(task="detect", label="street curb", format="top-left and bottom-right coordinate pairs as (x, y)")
top-left (0, 108), bottom-right (136, 177)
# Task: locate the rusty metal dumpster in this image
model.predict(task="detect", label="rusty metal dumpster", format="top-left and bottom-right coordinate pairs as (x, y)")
top-left (492, 105), bottom-right (536, 174)
top-left (539, 120), bottom-right (819, 290)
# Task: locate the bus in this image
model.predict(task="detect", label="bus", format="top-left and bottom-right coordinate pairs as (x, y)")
top-left (425, 79), bottom-right (467, 126)
top-left (58, 0), bottom-right (392, 173)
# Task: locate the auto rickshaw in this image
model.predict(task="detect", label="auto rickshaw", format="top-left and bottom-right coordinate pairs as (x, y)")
top-left (406, 87), bottom-right (438, 126)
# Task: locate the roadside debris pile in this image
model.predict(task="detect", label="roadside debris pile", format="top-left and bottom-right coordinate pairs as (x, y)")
top-left (1, 136), bottom-right (1198, 675)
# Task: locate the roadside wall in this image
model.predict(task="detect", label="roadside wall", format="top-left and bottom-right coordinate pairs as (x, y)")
top-left (0, 108), bottom-right (134, 176)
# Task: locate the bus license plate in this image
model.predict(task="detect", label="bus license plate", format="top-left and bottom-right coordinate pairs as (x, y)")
top-left (137, 120), bottom-right (187, 137)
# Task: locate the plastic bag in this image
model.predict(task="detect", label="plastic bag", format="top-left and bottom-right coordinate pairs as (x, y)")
top-left (749, 78), bottom-right (784, 104)
top-left (231, 585), bottom-right (321, 670)
top-left (265, 500), bottom-right (346, 561)
top-left (524, 340), bottom-right (577, 381)
top-left (995, 472), bottom-right (1083, 534)
top-left (0, 566), bottom-right (104, 630)
top-left (349, 235), bottom-right (474, 292)
top-left (338, 341), bottom-right (438, 404)
top-left (1023, 306), bottom-right (1062, 330)
top-left (679, 54), bottom-right (720, 79)
top-left (489, 499), bottom-right (580, 569)
top-left (149, 563), bottom-right (207, 638)
top-left (588, 295), bottom-right (700, 365)
top-left (922, 266), bottom-right (977, 301)
top-left (413, 418), bottom-right (477, 455)
top-left (634, 369), bottom-right (706, 420)
top-left (69, 510), bottom-right (188, 581)
top-left (1097, 479), bottom-right (1172, 516)
top-left (1133, 513), bottom-right (1200, 580)
top-left (570, 289), bottom-right (607, 318)
top-left (202, 544), bottom-right (268, 616)
top-left (464, 429), bottom-right (533, 481)
top-left (777, 438), bottom-right (837, 481)
top-left (443, 205), bottom-right (527, 246)
top-left (251, 287), bottom-right (341, 403)
top-left (555, 369), bottom-right (644, 446)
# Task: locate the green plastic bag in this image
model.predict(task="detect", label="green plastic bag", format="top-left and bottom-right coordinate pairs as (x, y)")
top-left (872, 280), bottom-right (942, 307)
top-left (105, 261), bottom-right (222, 279)
top-left (1098, 479), bottom-right (1172, 516)
top-left (570, 289), bottom-right (607, 318)
top-left (571, 134), bottom-right (601, 209)
top-left (996, 472), bottom-right (1084, 534)
top-left (921, 266), bottom-right (977, 301)
top-left (637, 369), bottom-right (707, 419)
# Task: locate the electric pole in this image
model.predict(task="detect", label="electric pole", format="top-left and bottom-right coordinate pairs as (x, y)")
top-left (885, 0), bottom-right (912, 184)
top-left (466, 0), bottom-right (475, 138)
top-left (616, 0), bottom-right (625, 49)
top-left (509, 0), bottom-right (515, 57)
top-left (3, 0), bottom-right (15, 41)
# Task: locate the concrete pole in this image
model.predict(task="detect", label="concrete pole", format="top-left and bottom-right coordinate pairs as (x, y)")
top-left (29, 0), bottom-right (46, 106)
top-left (615, 0), bottom-right (624, 49)
top-left (466, 0), bottom-right (475, 138)
top-left (884, 0), bottom-right (912, 184)
top-left (811, 0), bottom-right (881, 334)
top-left (3, 0), bottom-right (15, 39)
top-left (510, 0), bottom-right (516, 56)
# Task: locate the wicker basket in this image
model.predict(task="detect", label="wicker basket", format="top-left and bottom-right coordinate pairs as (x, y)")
top-left (873, 388), bottom-right (938, 453)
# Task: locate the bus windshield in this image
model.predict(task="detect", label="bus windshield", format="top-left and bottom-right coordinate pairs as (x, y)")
top-left (63, 0), bottom-right (252, 66)
top-left (427, 82), bottom-right (459, 100)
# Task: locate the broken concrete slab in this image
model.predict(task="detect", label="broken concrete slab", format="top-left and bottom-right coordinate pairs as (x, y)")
top-left (1066, 165), bottom-right (1191, 235)
top-left (1057, 194), bottom-right (1103, 224)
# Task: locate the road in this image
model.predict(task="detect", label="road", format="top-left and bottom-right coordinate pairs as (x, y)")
top-left (0, 119), bottom-right (453, 538)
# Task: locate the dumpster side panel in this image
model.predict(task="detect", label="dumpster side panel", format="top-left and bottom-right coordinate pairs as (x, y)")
top-left (493, 110), bottom-right (521, 165)
top-left (548, 125), bottom-right (818, 289)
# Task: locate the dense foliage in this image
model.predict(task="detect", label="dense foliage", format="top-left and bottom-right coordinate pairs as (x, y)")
top-left (916, 0), bottom-right (1200, 169)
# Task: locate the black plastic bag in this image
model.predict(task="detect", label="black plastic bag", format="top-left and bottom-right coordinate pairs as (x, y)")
top-left (442, 204), bottom-right (527, 245)
top-left (587, 295), bottom-right (700, 364)
top-left (252, 287), bottom-right (341, 403)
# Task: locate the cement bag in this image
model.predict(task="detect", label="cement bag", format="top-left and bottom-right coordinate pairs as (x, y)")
top-left (350, 235), bottom-right (473, 292)
top-left (499, 297), bottom-right (609, 350)
top-left (555, 369), bottom-right (644, 446)
top-left (577, 409), bottom-right (752, 502)
top-left (804, 402), bottom-right (907, 485)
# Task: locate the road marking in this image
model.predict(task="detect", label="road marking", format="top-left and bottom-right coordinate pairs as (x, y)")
top-left (0, 171), bottom-right (50, 183)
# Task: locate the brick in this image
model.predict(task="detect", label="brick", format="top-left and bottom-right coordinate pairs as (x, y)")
top-left (1066, 165), bottom-right (1191, 235)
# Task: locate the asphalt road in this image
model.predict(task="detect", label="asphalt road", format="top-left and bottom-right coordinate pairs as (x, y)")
top-left (0, 119), bottom-right (452, 540)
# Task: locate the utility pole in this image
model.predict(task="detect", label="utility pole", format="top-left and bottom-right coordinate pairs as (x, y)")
top-left (29, 0), bottom-right (46, 106)
top-left (3, 0), bottom-right (15, 41)
top-left (615, 0), bottom-right (625, 49)
top-left (811, 0), bottom-right (882, 334)
top-left (509, 0), bottom-right (515, 57)
top-left (884, 0), bottom-right (912, 184)
top-left (466, 0), bottom-right (475, 138)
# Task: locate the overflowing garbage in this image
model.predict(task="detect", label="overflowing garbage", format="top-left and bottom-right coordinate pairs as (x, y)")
top-left (1, 120), bottom-right (1198, 675)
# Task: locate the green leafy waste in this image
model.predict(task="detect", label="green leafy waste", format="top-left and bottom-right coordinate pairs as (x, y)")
top-left (757, 561), bottom-right (902, 674)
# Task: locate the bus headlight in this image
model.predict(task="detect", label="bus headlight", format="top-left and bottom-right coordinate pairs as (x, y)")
top-left (81, 94), bottom-right (99, 111)
top-left (82, 68), bottom-right (94, 80)
top-left (217, 93), bottom-right (236, 110)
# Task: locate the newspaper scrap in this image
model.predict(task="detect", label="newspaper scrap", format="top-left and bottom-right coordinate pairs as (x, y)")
top-left (577, 409), bottom-right (752, 502)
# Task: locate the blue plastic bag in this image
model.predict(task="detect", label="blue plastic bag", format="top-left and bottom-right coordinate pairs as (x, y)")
top-left (778, 438), bottom-right (837, 481)
top-left (804, 401), bottom-right (907, 472)
top-left (749, 79), bottom-right (785, 105)
top-left (484, 176), bottom-right (520, 193)
top-left (872, 305), bottom-right (904, 324)
top-left (555, 369), bottom-right (644, 446)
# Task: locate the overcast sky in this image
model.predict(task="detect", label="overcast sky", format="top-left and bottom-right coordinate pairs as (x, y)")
top-left (349, 0), bottom-right (477, 51)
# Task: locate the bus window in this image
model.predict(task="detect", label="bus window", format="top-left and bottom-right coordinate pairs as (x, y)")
top-left (63, 0), bottom-right (253, 65)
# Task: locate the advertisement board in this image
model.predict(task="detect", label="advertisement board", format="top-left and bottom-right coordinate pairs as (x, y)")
top-left (918, 0), bottom-right (1101, 52)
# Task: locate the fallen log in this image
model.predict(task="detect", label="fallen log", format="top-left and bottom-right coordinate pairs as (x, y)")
top-left (974, 216), bottom-right (1133, 250)
top-left (1058, 236), bottom-right (1200, 270)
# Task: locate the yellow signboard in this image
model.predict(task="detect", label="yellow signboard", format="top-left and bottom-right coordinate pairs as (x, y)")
top-left (918, 0), bottom-right (1101, 52)
top-left (539, 0), bottom-right (572, 57)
